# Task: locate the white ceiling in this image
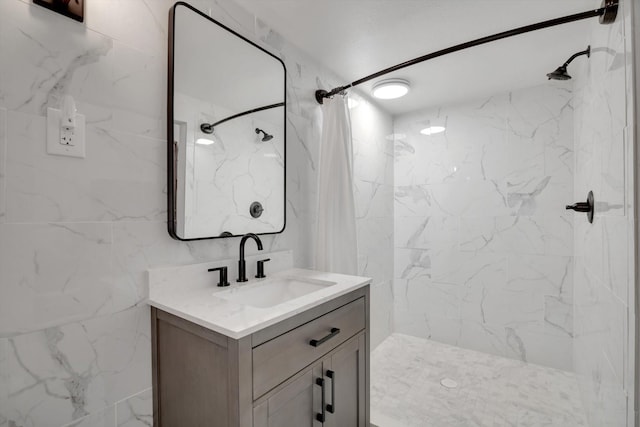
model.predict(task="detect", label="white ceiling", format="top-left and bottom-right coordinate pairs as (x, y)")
top-left (234, 0), bottom-right (597, 115)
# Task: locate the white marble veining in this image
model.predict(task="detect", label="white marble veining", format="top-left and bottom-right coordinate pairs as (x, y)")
top-left (5, 1), bottom-right (632, 426)
top-left (349, 93), bottom-right (395, 350)
top-left (5, 110), bottom-right (165, 224)
top-left (0, 222), bottom-right (114, 336)
top-left (148, 252), bottom-right (370, 338)
top-left (572, 0), bottom-right (634, 424)
top-left (116, 389), bottom-right (152, 427)
top-left (0, 306), bottom-right (150, 427)
top-left (371, 334), bottom-right (587, 427)
top-left (61, 408), bottom-right (116, 427)
top-left (0, 0), bottom-right (393, 425)
top-left (173, 92), bottom-right (285, 238)
top-left (392, 82), bottom-right (575, 371)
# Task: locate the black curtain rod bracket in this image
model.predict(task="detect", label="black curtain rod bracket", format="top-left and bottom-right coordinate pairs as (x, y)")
top-left (315, 0), bottom-right (618, 104)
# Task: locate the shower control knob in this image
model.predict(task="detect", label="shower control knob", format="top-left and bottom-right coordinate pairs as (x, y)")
top-left (565, 202), bottom-right (590, 212)
top-left (565, 191), bottom-right (594, 224)
top-left (250, 201), bottom-right (264, 218)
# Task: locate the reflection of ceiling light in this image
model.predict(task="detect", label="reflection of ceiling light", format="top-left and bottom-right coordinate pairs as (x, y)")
top-left (372, 79), bottom-right (410, 99)
top-left (347, 97), bottom-right (360, 109)
top-left (263, 153), bottom-right (279, 158)
top-left (196, 138), bottom-right (215, 145)
top-left (420, 126), bottom-right (446, 136)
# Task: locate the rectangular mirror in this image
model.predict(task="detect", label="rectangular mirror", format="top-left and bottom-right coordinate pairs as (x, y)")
top-left (168, 2), bottom-right (286, 240)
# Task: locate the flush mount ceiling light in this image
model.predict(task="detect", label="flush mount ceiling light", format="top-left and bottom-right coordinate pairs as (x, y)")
top-left (420, 126), bottom-right (446, 136)
top-left (372, 79), bottom-right (410, 100)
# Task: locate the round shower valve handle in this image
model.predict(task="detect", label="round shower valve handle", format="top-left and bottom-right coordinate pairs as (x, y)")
top-left (250, 201), bottom-right (264, 218)
top-left (565, 202), bottom-right (590, 212)
top-left (565, 191), bottom-right (594, 223)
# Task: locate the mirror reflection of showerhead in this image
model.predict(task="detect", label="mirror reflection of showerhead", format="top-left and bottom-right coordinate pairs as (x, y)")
top-left (255, 128), bottom-right (273, 142)
top-left (547, 45), bottom-right (591, 80)
top-left (547, 66), bottom-right (571, 80)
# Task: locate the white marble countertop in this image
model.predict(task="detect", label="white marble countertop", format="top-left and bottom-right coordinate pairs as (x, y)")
top-left (147, 257), bottom-right (371, 339)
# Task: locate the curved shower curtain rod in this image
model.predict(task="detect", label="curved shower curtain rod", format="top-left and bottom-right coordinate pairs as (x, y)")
top-left (200, 102), bottom-right (285, 134)
top-left (314, 0), bottom-right (619, 104)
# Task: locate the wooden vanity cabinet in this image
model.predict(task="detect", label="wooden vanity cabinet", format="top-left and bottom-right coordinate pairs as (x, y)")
top-left (253, 333), bottom-right (366, 427)
top-left (324, 334), bottom-right (367, 427)
top-left (151, 286), bottom-right (370, 427)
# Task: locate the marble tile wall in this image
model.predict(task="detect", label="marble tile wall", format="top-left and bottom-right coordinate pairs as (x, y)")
top-left (0, 0), bottom-right (394, 425)
top-left (350, 94), bottom-right (395, 349)
top-left (393, 82), bottom-right (575, 371)
top-left (173, 92), bottom-right (285, 237)
top-left (572, 0), bottom-right (635, 425)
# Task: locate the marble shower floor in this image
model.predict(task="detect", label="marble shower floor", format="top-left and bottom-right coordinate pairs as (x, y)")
top-left (371, 334), bottom-right (587, 427)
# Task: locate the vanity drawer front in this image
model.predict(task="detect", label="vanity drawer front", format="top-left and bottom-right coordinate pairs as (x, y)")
top-left (252, 297), bottom-right (365, 399)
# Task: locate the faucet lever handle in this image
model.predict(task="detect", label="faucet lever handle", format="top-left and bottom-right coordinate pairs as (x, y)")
top-left (255, 258), bottom-right (271, 279)
top-left (208, 266), bottom-right (230, 287)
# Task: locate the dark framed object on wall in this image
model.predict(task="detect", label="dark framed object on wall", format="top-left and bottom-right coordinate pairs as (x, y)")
top-left (168, 2), bottom-right (287, 241)
top-left (33, 0), bottom-right (85, 22)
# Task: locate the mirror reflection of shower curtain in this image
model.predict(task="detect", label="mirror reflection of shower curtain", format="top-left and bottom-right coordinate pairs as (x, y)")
top-left (314, 95), bottom-right (358, 275)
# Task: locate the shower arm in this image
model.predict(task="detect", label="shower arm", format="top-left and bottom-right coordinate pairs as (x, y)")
top-left (561, 47), bottom-right (591, 68)
top-left (314, 0), bottom-right (618, 104)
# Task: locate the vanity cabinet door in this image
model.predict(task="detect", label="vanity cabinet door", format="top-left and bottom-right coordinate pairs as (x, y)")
top-left (253, 362), bottom-right (324, 427)
top-left (252, 297), bottom-right (365, 400)
top-left (324, 333), bottom-right (366, 427)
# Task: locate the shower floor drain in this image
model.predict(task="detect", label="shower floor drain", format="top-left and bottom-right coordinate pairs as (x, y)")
top-left (440, 378), bottom-right (458, 389)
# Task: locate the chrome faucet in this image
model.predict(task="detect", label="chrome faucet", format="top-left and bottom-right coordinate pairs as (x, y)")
top-left (237, 233), bottom-right (263, 282)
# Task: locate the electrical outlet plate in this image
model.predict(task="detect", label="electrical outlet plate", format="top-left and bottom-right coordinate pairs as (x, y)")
top-left (46, 107), bottom-right (86, 158)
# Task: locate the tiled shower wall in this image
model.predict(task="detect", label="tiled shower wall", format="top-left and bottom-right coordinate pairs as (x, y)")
top-left (393, 82), bottom-right (575, 371)
top-left (572, 0), bottom-right (635, 424)
top-left (351, 95), bottom-right (395, 349)
top-left (173, 93), bottom-right (286, 237)
top-left (0, 1), bottom-right (393, 426)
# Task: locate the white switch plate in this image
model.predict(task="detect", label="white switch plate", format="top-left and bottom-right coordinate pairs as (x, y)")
top-left (46, 107), bottom-right (86, 158)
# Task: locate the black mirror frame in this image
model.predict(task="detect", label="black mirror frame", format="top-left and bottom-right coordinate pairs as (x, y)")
top-left (167, 2), bottom-right (287, 241)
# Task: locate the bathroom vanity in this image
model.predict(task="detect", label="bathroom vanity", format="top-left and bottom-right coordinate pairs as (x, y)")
top-left (148, 256), bottom-right (370, 427)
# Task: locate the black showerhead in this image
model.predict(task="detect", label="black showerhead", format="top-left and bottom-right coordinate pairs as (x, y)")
top-left (255, 128), bottom-right (273, 142)
top-left (547, 65), bottom-right (572, 81)
top-left (547, 46), bottom-right (590, 81)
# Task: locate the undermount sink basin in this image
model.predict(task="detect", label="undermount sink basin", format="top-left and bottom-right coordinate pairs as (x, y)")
top-left (215, 276), bottom-right (337, 308)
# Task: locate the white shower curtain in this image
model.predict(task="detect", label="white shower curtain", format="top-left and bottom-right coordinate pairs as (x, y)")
top-left (314, 95), bottom-right (358, 275)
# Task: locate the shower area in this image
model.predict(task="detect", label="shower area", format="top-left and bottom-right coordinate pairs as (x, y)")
top-left (338, 1), bottom-right (635, 426)
top-left (372, 82), bottom-right (587, 426)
